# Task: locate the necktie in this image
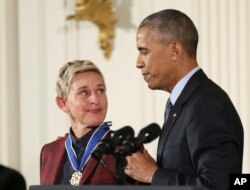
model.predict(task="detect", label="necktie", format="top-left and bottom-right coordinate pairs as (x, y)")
top-left (164, 98), bottom-right (173, 122)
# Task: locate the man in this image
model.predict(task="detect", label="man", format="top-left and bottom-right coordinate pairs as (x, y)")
top-left (125, 9), bottom-right (244, 190)
top-left (0, 164), bottom-right (26, 190)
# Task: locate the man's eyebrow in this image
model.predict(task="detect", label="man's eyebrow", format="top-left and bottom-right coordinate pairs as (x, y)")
top-left (137, 47), bottom-right (147, 51)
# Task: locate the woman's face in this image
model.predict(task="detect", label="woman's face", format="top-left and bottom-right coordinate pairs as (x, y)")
top-left (64, 71), bottom-right (108, 127)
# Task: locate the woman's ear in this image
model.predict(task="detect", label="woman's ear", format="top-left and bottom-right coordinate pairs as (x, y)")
top-left (55, 96), bottom-right (68, 113)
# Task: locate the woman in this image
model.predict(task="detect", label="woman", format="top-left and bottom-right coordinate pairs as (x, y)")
top-left (40, 60), bottom-right (120, 185)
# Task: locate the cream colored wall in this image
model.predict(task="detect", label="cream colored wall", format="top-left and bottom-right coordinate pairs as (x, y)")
top-left (0, 0), bottom-right (20, 167)
top-left (0, 0), bottom-right (249, 187)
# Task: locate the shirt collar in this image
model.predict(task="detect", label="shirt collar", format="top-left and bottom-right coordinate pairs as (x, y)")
top-left (69, 127), bottom-right (96, 145)
top-left (170, 66), bottom-right (200, 105)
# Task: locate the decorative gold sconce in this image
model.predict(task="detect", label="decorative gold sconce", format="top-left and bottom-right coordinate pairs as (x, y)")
top-left (66, 0), bottom-right (117, 59)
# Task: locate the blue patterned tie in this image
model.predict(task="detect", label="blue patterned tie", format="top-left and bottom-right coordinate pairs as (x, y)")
top-left (164, 98), bottom-right (173, 122)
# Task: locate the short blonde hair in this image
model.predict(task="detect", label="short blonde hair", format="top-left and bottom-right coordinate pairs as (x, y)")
top-left (56, 60), bottom-right (105, 101)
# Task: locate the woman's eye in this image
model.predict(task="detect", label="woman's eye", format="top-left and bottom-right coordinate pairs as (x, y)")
top-left (80, 90), bottom-right (89, 96)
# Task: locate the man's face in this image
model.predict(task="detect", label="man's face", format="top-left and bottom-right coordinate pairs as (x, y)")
top-left (136, 27), bottom-right (178, 92)
top-left (64, 71), bottom-right (108, 127)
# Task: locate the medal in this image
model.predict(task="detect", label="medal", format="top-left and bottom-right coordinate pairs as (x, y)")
top-left (65, 121), bottom-right (112, 186)
top-left (69, 171), bottom-right (82, 186)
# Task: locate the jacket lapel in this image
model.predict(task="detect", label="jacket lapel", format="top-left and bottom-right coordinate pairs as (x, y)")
top-left (80, 156), bottom-right (99, 184)
top-left (157, 70), bottom-right (208, 164)
top-left (157, 107), bottom-right (181, 163)
top-left (80, 131), bottom-right (113, 184)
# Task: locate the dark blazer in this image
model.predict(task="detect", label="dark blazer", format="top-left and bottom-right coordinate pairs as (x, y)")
top-left (40, 133), bottom-right (119, 185)
top-left (153, 70), bottom-right (244, 190)
top-left (0, 164), bottom-right (26, 190)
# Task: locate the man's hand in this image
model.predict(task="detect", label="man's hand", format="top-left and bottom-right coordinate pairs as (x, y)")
top-left (124, 149), bottom-right (158, 183)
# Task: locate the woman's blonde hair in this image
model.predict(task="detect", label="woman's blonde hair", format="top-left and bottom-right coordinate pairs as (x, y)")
top-left (56, 60), bottom-right (105, 101)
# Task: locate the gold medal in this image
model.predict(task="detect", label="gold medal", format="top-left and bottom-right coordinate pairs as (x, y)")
top-left (69, 171), bottom-right (82, 186)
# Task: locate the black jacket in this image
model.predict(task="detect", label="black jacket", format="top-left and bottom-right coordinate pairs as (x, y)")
top-left (0, 164), bottom-right (26, 190)
top-left (154, 69), bottom-right (244, 190)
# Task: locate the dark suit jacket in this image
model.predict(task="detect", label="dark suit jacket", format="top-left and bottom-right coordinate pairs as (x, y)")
top-left (40, 132), bottom-right (119, 185)
top-left (153, 70), bottom-right (244, 190)
top-left (0, 164), bottom-right (26, 190)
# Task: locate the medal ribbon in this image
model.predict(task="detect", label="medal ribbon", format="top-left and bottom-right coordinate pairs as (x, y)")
top-left (65, 121), bottom-right (111, 171)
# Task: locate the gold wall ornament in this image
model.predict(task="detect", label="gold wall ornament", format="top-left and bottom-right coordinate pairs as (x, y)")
top-left (66, 0), bottom-right (117, 59)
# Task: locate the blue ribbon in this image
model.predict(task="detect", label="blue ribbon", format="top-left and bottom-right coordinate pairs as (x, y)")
top-left (65, 121), bottom-right (111, 171)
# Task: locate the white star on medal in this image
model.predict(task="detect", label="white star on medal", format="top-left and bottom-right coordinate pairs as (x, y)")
top-left (69, 171), bottom-right (82, 186)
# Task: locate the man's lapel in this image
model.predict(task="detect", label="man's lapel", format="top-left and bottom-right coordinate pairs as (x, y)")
top-left (157, 107), bottom-right (181, 163)
top-left (157, 69), bottom-right (208, 164)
